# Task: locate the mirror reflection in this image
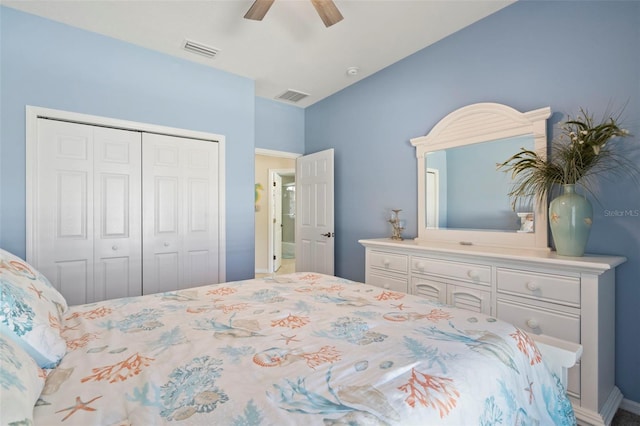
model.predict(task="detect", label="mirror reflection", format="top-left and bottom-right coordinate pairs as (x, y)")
top-left (425, 135), bottom-right (534, 232)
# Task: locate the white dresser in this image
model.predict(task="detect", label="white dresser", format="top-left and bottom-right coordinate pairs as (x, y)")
top-left (360, 238), bottom-right (626, 426)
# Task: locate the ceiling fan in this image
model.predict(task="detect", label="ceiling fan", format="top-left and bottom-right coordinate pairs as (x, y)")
top-left (244, 0), bottom-right (344, 28)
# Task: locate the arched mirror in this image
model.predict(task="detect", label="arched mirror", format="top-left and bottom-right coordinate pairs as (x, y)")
top-left (410, 103), bottom-right (551, 250)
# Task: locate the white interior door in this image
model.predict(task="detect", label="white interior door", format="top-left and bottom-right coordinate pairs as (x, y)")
top-left (142, 133), bottom-right (219, 294)
top-left (272, 172), bottom-right (283, 272)
top-left (33, 119), bottom-right (142, 305)
top-left (93, 127), bottom-right (142, 301)
top-left (295, 149), bottom-right (334, 275)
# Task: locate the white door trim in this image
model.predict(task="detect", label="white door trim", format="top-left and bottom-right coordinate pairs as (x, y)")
top-left (26, 105), bottom-right (226, 283)
top-left (268, 169), bottom-right (295, 273)
top-left (255, 148), bottom-right (302, 159)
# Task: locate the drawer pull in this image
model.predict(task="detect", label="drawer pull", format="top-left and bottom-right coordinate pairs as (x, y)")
top-left (526, 281), bottom-right (540, 291)
top-left (112, 245), bottom-right (118, 251)
top-left (415, 261), bottom-right (425, 270)
top-left (526, 319), bottom-right (540, 329)
top-left (467, 270), bottom-right (480, 280)
top-left (383, 259), bottom-right (391, 267)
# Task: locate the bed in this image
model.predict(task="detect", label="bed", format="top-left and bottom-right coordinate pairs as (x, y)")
top-left (0, 248), bottom-right (577, 425)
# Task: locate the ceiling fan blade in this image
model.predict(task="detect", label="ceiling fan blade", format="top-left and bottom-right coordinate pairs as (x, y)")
top-left (244, 0), bottom-right (275, 21)
top-left (310, 0), bottom-right (344, 27)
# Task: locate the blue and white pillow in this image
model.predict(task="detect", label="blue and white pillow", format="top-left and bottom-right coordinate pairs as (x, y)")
top-left (0, 333), bottom-right (46, 425)
top-left (0, 249), bottom-right (68, 368)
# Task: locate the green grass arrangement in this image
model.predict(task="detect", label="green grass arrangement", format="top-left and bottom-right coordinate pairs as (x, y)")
top-left (498, 107), bottom-right (637, 209)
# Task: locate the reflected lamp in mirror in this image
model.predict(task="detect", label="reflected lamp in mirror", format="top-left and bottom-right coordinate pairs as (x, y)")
top-left (411, 103), bottom-right (551, 250)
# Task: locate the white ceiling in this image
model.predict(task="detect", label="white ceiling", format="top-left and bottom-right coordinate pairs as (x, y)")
top-left (3, 0), bottom-right (514, 108)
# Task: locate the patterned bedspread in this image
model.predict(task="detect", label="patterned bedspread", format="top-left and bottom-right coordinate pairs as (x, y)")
top-left (34, 273), bottom-right (575, 425)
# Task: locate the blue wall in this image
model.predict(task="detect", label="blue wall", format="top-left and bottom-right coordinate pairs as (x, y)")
top-left (255, 97), bottom-right (305, 153)
top-left (306, 0), bottom-right (640, 403)
top-left (0, 6), bottom-right (256, 280)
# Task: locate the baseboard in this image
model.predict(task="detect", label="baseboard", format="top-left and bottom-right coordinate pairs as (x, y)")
top-left (620, 398), bottom-right (640, 416)
top-left (255, 268), bottom-right (269, 274)
top-left (574, 386), bottom-right (623, 426)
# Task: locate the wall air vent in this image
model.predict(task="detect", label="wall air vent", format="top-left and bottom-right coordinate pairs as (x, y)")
top-left (276, 90), bottom-right (310, 103)
top-left (183, 39), bottom-right (219, 58)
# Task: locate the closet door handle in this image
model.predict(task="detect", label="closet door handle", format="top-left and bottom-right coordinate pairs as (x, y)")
top-left (112, 245), bottom-right (118, 251)
top-left (164, 242), bottom-right (170, 247)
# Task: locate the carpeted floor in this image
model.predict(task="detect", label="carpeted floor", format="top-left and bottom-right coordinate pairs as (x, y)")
top-left (612, 409), bottom-right (640, 425)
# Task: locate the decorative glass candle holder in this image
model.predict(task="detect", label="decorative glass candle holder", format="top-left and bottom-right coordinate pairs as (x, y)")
top-left (388, 209), bottom-right (405, 240)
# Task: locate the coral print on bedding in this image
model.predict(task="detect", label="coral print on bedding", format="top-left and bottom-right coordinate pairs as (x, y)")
top-left (0, 333), bottom-right (46, 425)
top-left (33, 273), bottom-right (575, 425)
top-left (0, 249), bottom-right (67, 368)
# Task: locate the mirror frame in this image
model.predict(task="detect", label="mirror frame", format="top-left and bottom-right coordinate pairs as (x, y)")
top-left (410, 103), bottom-right (551, 250)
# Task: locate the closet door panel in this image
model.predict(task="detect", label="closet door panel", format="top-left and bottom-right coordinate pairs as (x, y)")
top-left (154, 252), bottom-right (180, 294)
top-left (93, 127), bottom-right (142, 301)
top-left (142, 134), bottom-right (219, 294)
top-left (143, 141), bottom-right (181, 295)
top-left (35, 119), bottom-right (142, 305)
top-left (36, 120), bottom-right (95, 304)
top-left (99, 257), bottom-right (131, 301)
top-left (56, 260), bottom-right (89, 307)
top-left (182, 141), bottom-right (219, 289)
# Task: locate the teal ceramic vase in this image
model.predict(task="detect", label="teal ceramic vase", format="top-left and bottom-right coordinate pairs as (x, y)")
top-left (548, 184), bottom-right (593, 256)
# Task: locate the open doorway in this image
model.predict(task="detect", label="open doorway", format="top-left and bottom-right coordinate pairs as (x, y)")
top-left (254, 151), bottom-right (299, 277)
top-left (270, 169), bottom-right (296, 274)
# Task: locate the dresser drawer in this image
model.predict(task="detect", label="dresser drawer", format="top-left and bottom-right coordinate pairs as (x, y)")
top-left (412, 256), bottom-right (491, 285)
top-left (497, 298), bottom-right (580, 343)
top-left (367, 271), bottom-right (408, 293)
top-left (411, 276), bottom-right (446, 304)
top-left (369, 251), bottom-right (408, 274)
top-left (497, 269), bottom-right (580, 306)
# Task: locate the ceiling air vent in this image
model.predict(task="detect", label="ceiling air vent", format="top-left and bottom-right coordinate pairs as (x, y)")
top-left (183, 39), bottom-right (219, 58)
top-left (276, 90), bottom-right (310, 103)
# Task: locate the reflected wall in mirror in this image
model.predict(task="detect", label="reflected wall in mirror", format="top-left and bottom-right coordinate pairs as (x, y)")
top-left (411, 103), bottom-right (551, 250)
top-left (425, 135), bottom-right (534, 231)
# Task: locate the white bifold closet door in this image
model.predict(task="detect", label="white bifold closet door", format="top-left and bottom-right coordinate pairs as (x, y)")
top-left (141, 133), bottom-right (219, 294)
top-left (35, 119), bottom-right (142, 306)
top-left (33, 119), bottom-right (220, 305)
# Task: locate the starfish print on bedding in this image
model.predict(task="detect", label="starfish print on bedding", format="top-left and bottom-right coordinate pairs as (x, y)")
top-left (524, 376), bottom-right (535, 404)
top-left (55, 395), bottom-right (103, 421)
top-left (391, 303), bottom-right (409, 311)
top-left (28, 283), bottom-right (46, 300)
top-left (278, 334), bottom-right (300, 345)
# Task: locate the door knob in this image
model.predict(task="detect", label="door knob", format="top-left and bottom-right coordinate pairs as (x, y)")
top-left (321, 232), bottom-right (334, 238)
